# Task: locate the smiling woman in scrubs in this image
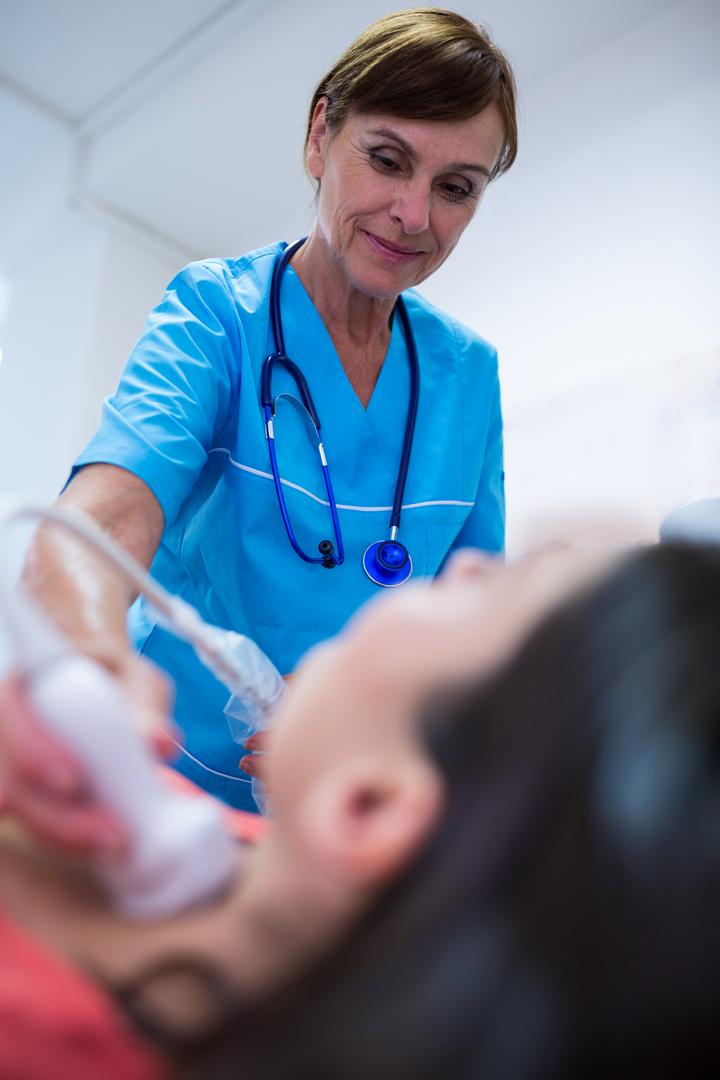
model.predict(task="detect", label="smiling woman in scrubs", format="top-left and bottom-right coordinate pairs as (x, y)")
top-left (11, 8), bottom-right (518, 823)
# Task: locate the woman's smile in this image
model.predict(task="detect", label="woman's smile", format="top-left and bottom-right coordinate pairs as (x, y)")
top-left (361, 229), bottom-right (425, 263)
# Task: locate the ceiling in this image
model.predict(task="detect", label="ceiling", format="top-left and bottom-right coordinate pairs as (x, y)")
top-left (1, 0), bottom-right (679, 257)
top-left (0, 0), bottom-right (236, 122)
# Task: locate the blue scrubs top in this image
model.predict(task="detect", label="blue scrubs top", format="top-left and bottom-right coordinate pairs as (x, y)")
top-left (72, 241), bottom-right (504, 811)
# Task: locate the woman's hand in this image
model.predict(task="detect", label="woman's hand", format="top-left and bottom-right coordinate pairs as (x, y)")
top-left (238, 730), bottom-right (269, 783)
top-left (237, 673), bottom-right (293, 784)
top-left (0, 653), bottom-right (175, 855)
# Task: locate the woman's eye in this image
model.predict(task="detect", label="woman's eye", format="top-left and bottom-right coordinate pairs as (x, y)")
top-left (369, 152), bottom-right (401, 173)
top-left (439, 182), bottom-right (473, 203)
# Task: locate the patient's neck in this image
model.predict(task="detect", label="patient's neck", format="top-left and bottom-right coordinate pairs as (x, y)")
top-left (0, 821), bottom-right (350, 1028)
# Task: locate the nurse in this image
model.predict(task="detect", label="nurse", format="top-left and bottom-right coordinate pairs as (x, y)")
top-left (11, 8), bottom-right (518, 825)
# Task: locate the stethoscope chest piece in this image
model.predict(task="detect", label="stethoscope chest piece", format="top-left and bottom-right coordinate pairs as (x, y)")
top-left (362, 540), bottom-right (413, 588)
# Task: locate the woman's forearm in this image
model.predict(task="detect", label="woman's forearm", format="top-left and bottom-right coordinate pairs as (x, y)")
top-left (21, 464), bottom-right (165, 667)
top-left (23, 521), bottom-right (138, 663)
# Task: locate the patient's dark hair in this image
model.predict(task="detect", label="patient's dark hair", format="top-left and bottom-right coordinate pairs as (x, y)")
top-left (182, 543), bottom-right (720, 1079)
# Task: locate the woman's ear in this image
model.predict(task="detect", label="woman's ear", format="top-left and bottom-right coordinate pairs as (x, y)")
top-left (297, 755), bottom-right (444, 889)
top-left (306, 97), bottom-right (330, 180)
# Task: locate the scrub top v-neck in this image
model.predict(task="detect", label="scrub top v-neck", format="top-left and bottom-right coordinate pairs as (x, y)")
top-left (72, 241), bottom-right (505, 810)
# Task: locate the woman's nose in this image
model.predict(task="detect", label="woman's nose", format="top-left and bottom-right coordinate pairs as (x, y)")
top-left (389, 181), bottom-right (431, 236)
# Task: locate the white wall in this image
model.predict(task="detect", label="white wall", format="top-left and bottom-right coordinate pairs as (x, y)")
top-left (81, 229), bottom-right (183, 448)
top-left (0, 218), bottom-right (179, 505)
top-left (0, 213), bottom-right (105, 499)
top-left (419, 0), bottom-right (720, 550)
top-left (0, 84), bottom-right (181, 503)
top-left (0, 86), bottom-right (99, 500)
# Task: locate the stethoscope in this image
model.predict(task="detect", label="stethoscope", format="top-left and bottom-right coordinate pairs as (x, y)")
top-left (261, 237), bottom-right (420, 588)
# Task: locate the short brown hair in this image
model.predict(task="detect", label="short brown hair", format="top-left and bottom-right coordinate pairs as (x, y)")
top-left (304, 7), bottom-right (518, 181)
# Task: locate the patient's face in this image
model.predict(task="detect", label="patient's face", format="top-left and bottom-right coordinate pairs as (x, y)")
top-left (267, 546), bottom-right (612, 823)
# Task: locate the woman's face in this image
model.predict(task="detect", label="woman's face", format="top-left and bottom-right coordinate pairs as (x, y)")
top-left (267, 547), bottom-right (612, 828)
top-left (306, 103), bottom-right (506, 299)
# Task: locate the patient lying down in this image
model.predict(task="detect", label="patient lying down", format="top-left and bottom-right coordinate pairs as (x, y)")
top-left (0, 542), bottom-right (718, 1079)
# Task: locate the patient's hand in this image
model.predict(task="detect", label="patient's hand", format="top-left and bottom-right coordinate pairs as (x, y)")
top-left (237, 674), bottom-right (294, 784)
top-left (238, 730), bottom-right (269, 783)
top-left (0, 673), bottom-right (130, 853)
top-left (0, 654), bottom-right (175, 855)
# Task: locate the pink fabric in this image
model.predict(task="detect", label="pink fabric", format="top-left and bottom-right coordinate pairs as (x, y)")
top-left (0, 903), bottom-right (166, 1080)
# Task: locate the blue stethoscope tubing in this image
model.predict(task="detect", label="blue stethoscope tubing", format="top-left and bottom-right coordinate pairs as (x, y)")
top-left (261, 237), bottom-right (420, 587)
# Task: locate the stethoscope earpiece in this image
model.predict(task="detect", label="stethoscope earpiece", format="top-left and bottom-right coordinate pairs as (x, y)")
top-left (318, 539), bottom-right (337, 569)
top-left (362, 540), bottom-right (413, 587)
